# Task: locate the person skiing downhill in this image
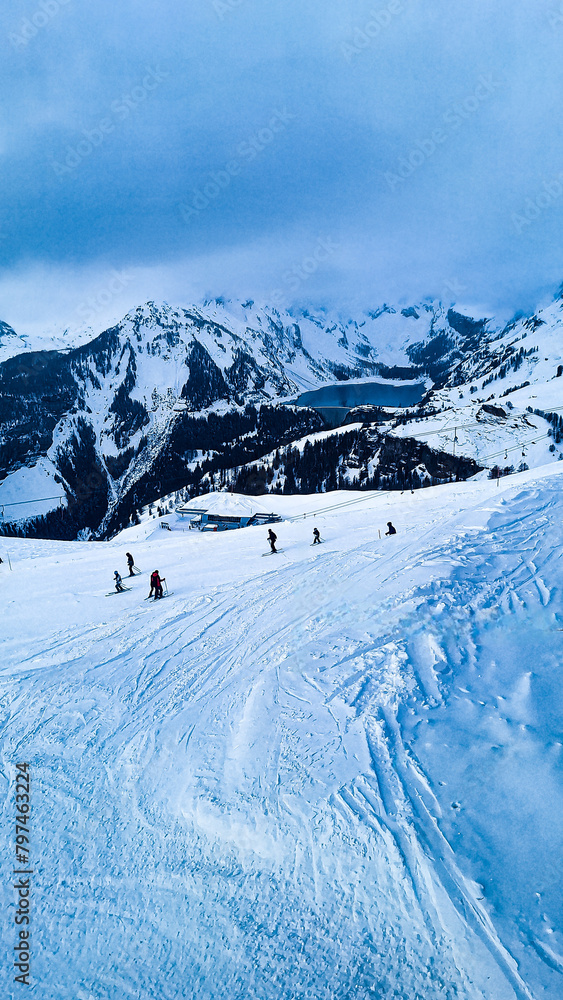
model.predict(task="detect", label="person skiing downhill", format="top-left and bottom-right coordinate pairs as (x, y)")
top-left (126, 552), bottom-right (135, 577)
top-left (267, 529), bottom-right (277, 553)
top-left (385, 521), bottom-right (397, 535)
top-left (312, 527), bottom-right (321, 544)
top-left (114, 570), bottom-right (125, 593)
top-left (149, 570), bottom-right (164, 599)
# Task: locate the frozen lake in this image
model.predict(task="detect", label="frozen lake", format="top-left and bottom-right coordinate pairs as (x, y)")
top-left (296, 379), bottom-right (426, 409)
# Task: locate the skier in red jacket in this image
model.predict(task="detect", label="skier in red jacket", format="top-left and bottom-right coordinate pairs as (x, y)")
top-left (149, 570), bottom-right (164, 599)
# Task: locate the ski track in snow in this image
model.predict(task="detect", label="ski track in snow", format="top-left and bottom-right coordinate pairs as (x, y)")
top-left (0, 472), bottom-right (562, 999)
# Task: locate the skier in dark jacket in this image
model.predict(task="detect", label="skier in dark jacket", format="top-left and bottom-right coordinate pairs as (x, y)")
top-left (114, 570), bottom-right (125, 593)
top-left (312, 527), bottom-right (321, 544)
top-left (126, 552), bottom-right (135, 577)
top-left (267, 529), bottom-right (277, 553)
top-left (385, 521), bottom-right (397, 535)
top-left (149, 570), bottom-right (164, 599)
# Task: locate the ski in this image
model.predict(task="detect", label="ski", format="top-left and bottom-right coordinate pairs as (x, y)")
top-left (105, 587), bottom-right (132, 596)
top-left (262, 549), bottom-right (284, 556)
top-left (144, 592), bottom-right (174, 600)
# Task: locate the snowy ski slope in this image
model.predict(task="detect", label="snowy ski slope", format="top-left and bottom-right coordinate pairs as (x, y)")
top-left (1, 468), bottom-right (562, 999)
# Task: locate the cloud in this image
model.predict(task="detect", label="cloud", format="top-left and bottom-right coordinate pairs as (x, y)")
top-left (0, 0), bottom-right (562, 327)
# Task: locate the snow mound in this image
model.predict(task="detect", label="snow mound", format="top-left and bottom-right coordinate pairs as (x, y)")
top-left (178, 490), bottom-right (279, 516)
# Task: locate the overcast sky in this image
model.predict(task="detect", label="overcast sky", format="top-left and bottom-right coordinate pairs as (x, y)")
top-left (1, 0), bottom-right (563, 336)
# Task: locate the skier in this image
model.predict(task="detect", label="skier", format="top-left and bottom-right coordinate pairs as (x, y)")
top-left (149, 569), bottom-right (164, 599)
top-left (126, 552), bottom-right (135, 577)
top-left (385, 521), bottom-right (397, 536)
top-left (114, 570), bottom-right (125, 593)
top-left (267, 528), bottom-right (278, 553)
top-left (312, 527), bottom-right (321, 544)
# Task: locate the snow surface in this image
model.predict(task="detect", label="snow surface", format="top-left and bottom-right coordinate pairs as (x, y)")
top-left (0, 460), bottom-right (66, 521)
top-left (1, 467), bottom-right (562, 999)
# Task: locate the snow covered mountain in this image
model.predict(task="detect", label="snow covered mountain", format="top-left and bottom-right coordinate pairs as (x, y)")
top-left (391, 295), bottom-right (563, 473)
top-left (0, 292), bottom-right (562, 539)
top-left (0, 319), bottom-right (29, 363)
top-left (1, 466), bottom-right (562, 999)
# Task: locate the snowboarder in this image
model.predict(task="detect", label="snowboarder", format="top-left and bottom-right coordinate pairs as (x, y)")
top-left (114, 570), bottom-right (125, 593)
top-left (149, 569), bottom-right (164, 599)
top-left (312, 527), bottom-right (321, 544)
top-left (385, 521), bottom-right (397, 536)
top-left (267, 528), bottom-right (278, 553)
top-left (126, 552), bottom-right (135, 577)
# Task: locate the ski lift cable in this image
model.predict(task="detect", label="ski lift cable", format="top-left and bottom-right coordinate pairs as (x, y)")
top-left (0, 495), bottom-right (65, 508)
top-left (393, 401), bottom-right (563, 444)
top-left (379, 416), bottom-right (547, 465)
top-left (481, 432), bottom-right (551, 463)
top-left (287, 428), bottom-right (557, 523)
top-left (287, 487), bottom-right (396, 521)
top-left (393, 414), bottom-right (553, 462)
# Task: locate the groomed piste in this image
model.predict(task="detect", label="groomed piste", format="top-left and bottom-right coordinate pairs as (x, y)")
top-left (1, 466), bottom-right (562, 1000)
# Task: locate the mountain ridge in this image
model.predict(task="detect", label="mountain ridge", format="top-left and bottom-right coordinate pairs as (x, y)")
top-left (0, 291), bottom-right (561, 539)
